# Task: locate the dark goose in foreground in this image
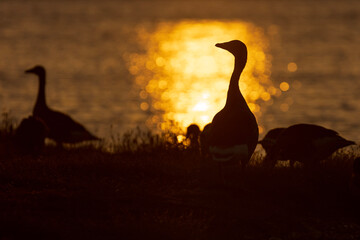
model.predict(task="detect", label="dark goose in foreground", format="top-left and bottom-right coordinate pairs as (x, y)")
top-left (264, 123), bottom-right (356, 167)
top-left (207, 40), bottom-right (259, 168)
top-left (25, 65), bottom-right (99, 144)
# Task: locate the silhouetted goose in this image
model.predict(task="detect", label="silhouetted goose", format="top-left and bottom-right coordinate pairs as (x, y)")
top-left (264, 123), bottom-right (355, 168)
top-left (14, 116), bottom-right (48, 155)
top-left (208, 40), bottom-right (259, 168)
top-left (25, 65), bottom-right (99, 144)
top-left (186, 123), bottom-right (201, 151)
top-left (258, 127), bottom-right (286, 154)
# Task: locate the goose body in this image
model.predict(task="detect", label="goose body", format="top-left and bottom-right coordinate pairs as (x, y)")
top-left (264, 123), bottom-right (355, 167)
top-left (207, 40), bottom-right (259, 168)
top-left (25, 65), bottom-right (99, 144)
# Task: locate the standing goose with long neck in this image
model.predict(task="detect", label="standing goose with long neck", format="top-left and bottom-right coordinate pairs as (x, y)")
top-left (208, 40), bottom-right (259, 169)
top-left (25, 65), bottom-right (99, 144)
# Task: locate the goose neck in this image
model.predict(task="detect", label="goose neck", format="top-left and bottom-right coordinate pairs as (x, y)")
top-left (225, 56), bottom-right (247, 107)
top-left (35, 73), bottom-right (47, 112)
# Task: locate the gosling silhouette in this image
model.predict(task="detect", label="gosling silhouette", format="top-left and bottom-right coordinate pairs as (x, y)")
top-left (258, 127), bottom-right (286, 154)
top-left (186, 123), bottom-right (201, 151)
top-left (25, 65), bottom-right (99, 144)
top-left (263, 123), bottom-right (355, 168)
top-left (207, 40), bottom-right (259, 169)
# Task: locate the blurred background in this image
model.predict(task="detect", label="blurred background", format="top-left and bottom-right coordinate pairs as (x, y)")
top-left (0, 0), bottom-right (359, 141)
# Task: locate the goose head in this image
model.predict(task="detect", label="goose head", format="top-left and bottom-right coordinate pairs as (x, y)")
top-left (186, 124), bottom-right (201, 140)
top-left (215, 40), bottom-right (247, 58)
top-left (25, 65), bottom-right (46, 77)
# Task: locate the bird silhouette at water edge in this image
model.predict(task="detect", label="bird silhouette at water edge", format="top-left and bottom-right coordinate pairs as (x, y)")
top-left (206, 40), bottom-right (259, 182)
top-left (186, 123), bottom-right (201, 152)
top-left (263, 123), bottom-right (355, 168)
top-left (25, 65), bottom-right (100, 145)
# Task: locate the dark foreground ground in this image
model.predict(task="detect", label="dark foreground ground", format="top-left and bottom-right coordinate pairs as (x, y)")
top-left (1, 143), bottom-right (360, 240)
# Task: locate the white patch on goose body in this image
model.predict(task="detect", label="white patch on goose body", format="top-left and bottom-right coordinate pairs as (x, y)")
top-left (209, 144), bottom-right (248, 162)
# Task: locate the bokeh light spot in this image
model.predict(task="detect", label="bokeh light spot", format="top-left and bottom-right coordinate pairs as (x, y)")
top-left (140, 102), bottom-right (149, 111)
top-left (261, 92), bottom-right (271, 101)
top-left (280, 82), bottom-right (290, 92)
top-left (287, 62), bottom-right (298, 72)
top-left (139, 90), bottom-right (148, 99)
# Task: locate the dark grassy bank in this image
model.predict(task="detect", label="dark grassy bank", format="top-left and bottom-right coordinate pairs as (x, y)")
top-left (1, 114), bottom-right (360, 239)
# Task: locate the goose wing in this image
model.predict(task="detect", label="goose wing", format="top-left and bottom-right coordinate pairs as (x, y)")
top-left (36, 109), bottom-right (98, 143)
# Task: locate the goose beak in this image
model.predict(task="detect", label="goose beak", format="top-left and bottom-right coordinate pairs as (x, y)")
top-left (215, 42), bottom-right (226, 50)
top-left (25, 68), bottom-right (34, 74)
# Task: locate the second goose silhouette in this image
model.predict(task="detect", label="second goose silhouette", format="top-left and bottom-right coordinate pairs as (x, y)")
top-left (263, 124), bottom-right (355, 168)
top-left (25, 65), bottom-right (99, 144)
top-left (208, 40), bottom-right (259, 169)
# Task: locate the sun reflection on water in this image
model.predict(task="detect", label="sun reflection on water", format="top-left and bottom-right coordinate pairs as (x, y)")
top-left (127, 20), bottom-right (281, 133)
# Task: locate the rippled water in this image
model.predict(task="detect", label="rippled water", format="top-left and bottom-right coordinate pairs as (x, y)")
top-left (0, 0), bottom-right (359, 141)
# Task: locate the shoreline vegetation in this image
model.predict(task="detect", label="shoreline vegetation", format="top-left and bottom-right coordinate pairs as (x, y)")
top-left (1, 112), bottom-right (360, 239)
